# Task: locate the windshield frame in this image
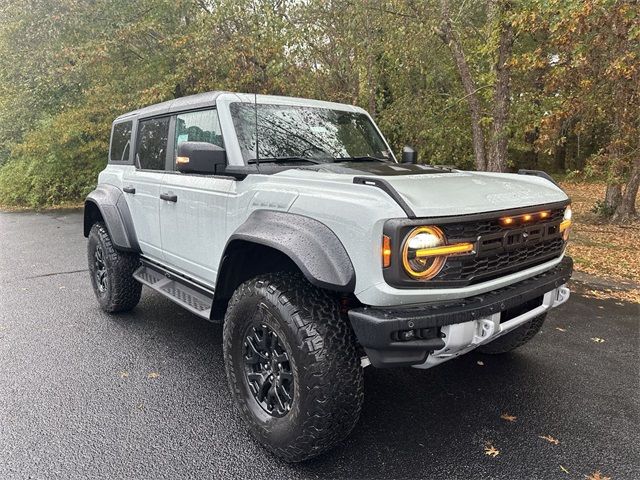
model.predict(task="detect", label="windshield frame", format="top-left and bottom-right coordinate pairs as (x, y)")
top-left (215, 93), bottom-right (397, 167)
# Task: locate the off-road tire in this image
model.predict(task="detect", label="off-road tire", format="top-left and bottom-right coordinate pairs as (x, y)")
top-left (223, 272), bottom-right (364, 462)
top-left (87, 222), bottom-right (141, 313)
top-left (476, 313), bottom-right (547, 354)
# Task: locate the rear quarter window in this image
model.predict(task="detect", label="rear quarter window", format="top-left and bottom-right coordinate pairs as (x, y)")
top-left (109, 121), bottom-right (132, 163)
top-left (136, 117), bottom-right (170, 170)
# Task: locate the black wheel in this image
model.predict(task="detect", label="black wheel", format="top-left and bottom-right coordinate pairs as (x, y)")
top-left (223, 272), bottom-right (364, 462)
top-left (476, 313), bottom-right (547, 354)
top-left (87, 222), bottom-right (141, 313)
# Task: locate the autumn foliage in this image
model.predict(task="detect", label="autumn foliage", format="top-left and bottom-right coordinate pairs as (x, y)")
top-left (0, 0), bottom-right (637, 219)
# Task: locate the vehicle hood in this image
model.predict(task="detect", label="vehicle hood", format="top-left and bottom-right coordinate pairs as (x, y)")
top-left (275, 163), bottom-right (568, 217)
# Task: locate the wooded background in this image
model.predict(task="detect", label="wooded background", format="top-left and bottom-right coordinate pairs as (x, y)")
top-left (0, 0), bottom-right (637, 220)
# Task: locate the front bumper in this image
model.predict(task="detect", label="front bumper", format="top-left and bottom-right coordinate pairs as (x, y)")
top-left (348, 257), bottom-right (573, 368)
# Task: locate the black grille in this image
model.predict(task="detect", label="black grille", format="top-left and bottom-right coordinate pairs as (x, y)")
top-left (439, 208), bottom-right (564, 239)
top-left (382, 202), bottom-right (569, 289)
top-left (434, 207), bottom-right (566, 285)
top-left (438, 238), bottom-right (565, 283)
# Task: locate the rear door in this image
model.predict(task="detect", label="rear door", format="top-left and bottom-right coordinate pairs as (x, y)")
top-left (122, 116), bottom-right (171, 261)
top-left (159, 108), bottom-right (233, 285)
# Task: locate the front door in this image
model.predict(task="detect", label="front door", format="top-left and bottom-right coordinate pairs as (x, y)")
top-left (159, 108), bottom-right (233, 285)
top-left (122, 116), bottom-right (171, 262)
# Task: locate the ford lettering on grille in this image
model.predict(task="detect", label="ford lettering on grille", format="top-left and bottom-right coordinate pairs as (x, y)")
top-left (476, 222), bottom-right (562, 256)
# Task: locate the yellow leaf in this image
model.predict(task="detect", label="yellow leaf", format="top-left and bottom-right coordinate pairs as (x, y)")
top-left (585, 471), bottom-right (611, 480)
top-left (484, 443), bottom-right (500, 457)
top-left (500, 413), bottom-right (517, 422)
top-left (148, 372), bottom-right (160, 379)
top-left (119, 371), bottom-right (129, 378)
top-left (556, 327), bottom-right (567, 332)
top-left (560, 465), bottom-right (570, 474)
top-left (591, 337), bottom-right (605, 343)
top-left (540, 434), bottom-right (560, 445)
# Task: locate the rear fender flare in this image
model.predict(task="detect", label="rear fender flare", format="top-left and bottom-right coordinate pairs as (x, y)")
top-left (84, 185), bottom-right (140, 252)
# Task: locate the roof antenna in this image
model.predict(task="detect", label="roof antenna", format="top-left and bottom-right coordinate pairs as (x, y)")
top-left (252, 0), bottom-right (260, 173)
top-left (254, 91), bottom-right (260, 172)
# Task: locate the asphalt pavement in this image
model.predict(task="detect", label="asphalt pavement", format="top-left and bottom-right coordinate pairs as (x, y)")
top-left (0, 210), bottom-right (638, 480)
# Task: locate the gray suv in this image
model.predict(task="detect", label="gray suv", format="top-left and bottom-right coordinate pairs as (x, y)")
top-left (84, 91), bottom-right (573, 461)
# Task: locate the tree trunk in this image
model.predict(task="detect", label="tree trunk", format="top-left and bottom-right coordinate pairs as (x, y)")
top-left (604, 183), bottom-right (622, 212)
top-left (487, 3), bottom-right (514, 172)
top-left (612, 158), bottom-right (640, 222)
top-left (435, 0), bottom-right (487, 171)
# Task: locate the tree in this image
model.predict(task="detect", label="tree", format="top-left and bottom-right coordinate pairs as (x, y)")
top-left (433, 0), bottom-right (514, 172)
top-left (522, 0), bottom-right (639, 221)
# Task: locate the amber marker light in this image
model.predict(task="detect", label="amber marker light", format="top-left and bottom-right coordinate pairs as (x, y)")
top-left (502, 217), bottom-right (514, 225)
top-left (176, 156), bottom-right (190, 165)
top-left (540, 211), bottom-right (550, 219)
top-left (559, 205), bottom-right (573, 240)
top-left (382, 235), bottom-right (392, 267)
top-left (523, 214), bottom-right (533, 221)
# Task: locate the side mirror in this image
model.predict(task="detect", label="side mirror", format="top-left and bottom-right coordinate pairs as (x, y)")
top-left (402, 146), bottom-right (418, 164)
top-left (176, 141), bottom-right (226, 175)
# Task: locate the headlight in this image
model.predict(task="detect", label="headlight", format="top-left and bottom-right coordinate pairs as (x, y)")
top-left (560, 205), bottom-right (572, 240)
top-left (401, 226), bottom-right (474, 279)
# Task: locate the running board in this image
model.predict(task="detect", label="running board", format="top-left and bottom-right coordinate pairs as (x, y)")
top-left (133, 263), bottom-right (213, 320)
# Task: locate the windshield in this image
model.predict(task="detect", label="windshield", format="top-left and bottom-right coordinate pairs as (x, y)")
top-left (229, 102), bottom-right (392, 163)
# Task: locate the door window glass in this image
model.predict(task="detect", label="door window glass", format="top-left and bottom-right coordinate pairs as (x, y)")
top-left (110, 121), bottom-right (132, 162)
top-left (175, 109), bottom-right (224, 158)
top-left (136, 117), bottom-right (170, 170)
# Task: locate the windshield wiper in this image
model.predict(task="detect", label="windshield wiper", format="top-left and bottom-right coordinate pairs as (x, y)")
top-left (248, 156), bottom-right (323, 165)
top-left (332, 156), bottom-right (389, 163)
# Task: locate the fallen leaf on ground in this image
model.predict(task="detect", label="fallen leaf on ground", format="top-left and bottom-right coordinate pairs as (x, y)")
top-left (148, 372), bottom-right (160, 379)
top-left (585, 471), bottom-right (611, 480)
top-left (477, 361), bottom-right (484, 366)
top-left (556, 327), bottom-right (567, 332)
top-left (591, 337), bottom-right (605, 343)
top-left (500, 413), bottom-right (517, 422)
top-left (540, 434), bottom-right (560, 445)
top-left (119, 371), bottom-right (129, 378)
top-left (560, 465), bottom-right (570, 474)
top-left (483, 443), bottom-right (500, 457)
top-left (561, 181), bottom-right (640, 284)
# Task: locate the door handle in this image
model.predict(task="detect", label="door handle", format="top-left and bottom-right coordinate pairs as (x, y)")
top-left (160, 193), bottom-right (177, 202)
top-left (123, 186), bottom-right (136, 194)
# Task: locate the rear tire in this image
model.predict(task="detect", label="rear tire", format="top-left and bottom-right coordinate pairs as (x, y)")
top-left (223, 272), bottom-right (364, 462)
top-left (87, 222), bottom-right (141, 313)
top-left (476, 313), bottom-right (547, 354)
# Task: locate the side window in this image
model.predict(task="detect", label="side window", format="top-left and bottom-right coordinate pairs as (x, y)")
top-left (174, 109), bottom-right (224, 159)
top-left (136, 117), bottom-right (170, 170)
top-left (109, 121), bottom-right (132, 162)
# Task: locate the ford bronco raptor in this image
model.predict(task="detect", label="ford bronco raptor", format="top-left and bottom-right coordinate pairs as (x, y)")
top-left (84, 91), bottom-right (572, 462)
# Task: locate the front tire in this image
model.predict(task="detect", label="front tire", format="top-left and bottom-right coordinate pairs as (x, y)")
top-left (87, 222), bottom-right (141, 313)
top-left (476, 313), bottom-right (547, 354)
top-left (223, 272), bottom-right (364, 462)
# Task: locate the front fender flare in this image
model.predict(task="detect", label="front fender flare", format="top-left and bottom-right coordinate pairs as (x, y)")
top-left (225, 210), bottom-right (355, 292)
top-left (84, 185), bottom-right (140, 252)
